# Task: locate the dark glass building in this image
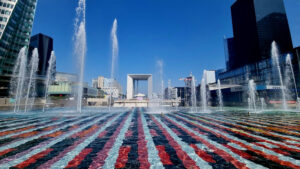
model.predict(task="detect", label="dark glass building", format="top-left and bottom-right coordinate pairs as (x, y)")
top-left (29, 33), bottom-right (54, 76)
top-left (28, 33), bottom-right (55, 97)
top-left (294, 47), bottom-right (300, 87)
top-left (216, 0), bottom-right (299, 106)
top-left (224, 37), bottom-right (236, 70)
top-left (229, 0), bottom-right (293, 70)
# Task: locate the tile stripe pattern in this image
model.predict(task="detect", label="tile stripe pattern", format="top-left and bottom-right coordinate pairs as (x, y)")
top-left (0, 109), bottom-right (298, 169)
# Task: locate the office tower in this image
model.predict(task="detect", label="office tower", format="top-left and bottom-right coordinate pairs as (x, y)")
top-left (230, 0), bottom-right (293, 69)
top-left (29, 33), bottom-right (54, 76)
top-left (0, 0), bottom-right (38, 96)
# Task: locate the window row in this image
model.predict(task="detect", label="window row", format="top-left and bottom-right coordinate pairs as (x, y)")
top-left (0, 24), bottom-right (5, 30)
top-left (0, 2), bottom-right (14, 9)
top-left (0, 9), bottom-right (11, 15)
top-left (0, 17), bottom-right (7, 22)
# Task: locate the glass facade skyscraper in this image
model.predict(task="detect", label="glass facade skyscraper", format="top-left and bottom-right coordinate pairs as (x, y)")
top-left (224, 37), bottom-right (236, 70)
top-left (218, 0), bottom-right (298, 104)
top-left (29, 33), bottom-right (54, 76)
top-left (229, 0), bottom-right (293, 70)
top-left (0, 0), bottom-right (38, 96)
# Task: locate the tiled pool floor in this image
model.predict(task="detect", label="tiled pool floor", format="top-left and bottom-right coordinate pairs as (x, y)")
top-left (0, 109), bottom-right (299, 169)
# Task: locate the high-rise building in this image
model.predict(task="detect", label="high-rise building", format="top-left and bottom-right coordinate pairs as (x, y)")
top-left (294, 47), bottom-right (300, 68)
top-left (29, 33), bottom-right (54, 76)
top-left (294, 47), bottom-right (300, 86)
top-left (0, 0), bottom-right (38, 96)
top-left (229, 0), bottom-right (293, 69)
top-left (224, 37), bottom-right (236, 70)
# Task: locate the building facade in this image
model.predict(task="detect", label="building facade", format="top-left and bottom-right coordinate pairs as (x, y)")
top-left (0, 0), bottom-right (38, 96)
top-left (224, 37), bottom-right (236, 70)
top-left (230, 0), bottom-right (293, 70)
top-left (29, 33), bottom-right (54, 76)
top-left (48, 72), bottom-right (78, 97)
top-left (215, 0), bottom-right (298, 106)
top-left (92, 78), bottom-right (98, 88)
top-left (164, 87), bottom-right (178, 100)
top-left (48, 72), bottom-right (97, 98)
top-left (97, 76), bottom-right (104, 89)
top-left (92, 76), bottom-right (123, 99)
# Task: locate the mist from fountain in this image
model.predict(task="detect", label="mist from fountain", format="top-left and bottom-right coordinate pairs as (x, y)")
top-left (217, 80), bottom-right (224, 111)
top-left (109, 18), bottom-right (119, 111)
top-left (25, 48), bottom-right (39, 112)
top-left (190, 75), bottom-right (197, 112)
top-left (248, 98), bottom-right (251, 110)
top-left (43, 51), bottom-right (56, 112)
top-left (285, 54), bottom-right (299, 109)
top-left (158, 60), bottom-right (164, 108)
top-left (11, 47), bottom-right (28, 113)
top-left (167, 79), bottom-right (172, 100)
top-left (248, 79), bottom-right (257, 112)
top-left (260, 98), bottom-right (266, 111)
top-left (271, 41), bottom-right (287, 110)
top-left (298, 98), bottom-right (300, 110)
top-left (201, 70), bottom-right (208, 112)
top-left (148, 60), bottom-right (165, 114)
top-left (74, 0), bottom-right (87, 113)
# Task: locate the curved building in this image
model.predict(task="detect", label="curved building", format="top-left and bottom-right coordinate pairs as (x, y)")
top-left (0, 0), bottom-right (38, 96)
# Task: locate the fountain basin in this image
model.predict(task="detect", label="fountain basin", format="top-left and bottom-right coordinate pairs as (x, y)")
top-left (0, 108), bottom-right (299, 168)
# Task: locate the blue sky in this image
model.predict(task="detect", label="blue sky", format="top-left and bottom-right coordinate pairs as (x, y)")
top-left (32, 0), bottom-right (300, 91)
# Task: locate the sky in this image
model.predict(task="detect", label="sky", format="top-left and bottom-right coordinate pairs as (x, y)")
top-left (31, 0), bottom-right (300, 93)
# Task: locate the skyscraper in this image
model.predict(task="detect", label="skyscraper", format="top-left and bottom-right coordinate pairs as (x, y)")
top-left (224, 37), bottom-right (236, 70)
top-left (229, 0), bottom-right (293, 70)
top-left (29, 33), bottom-right (54, 76)
top-left (0, 0), bottom-right (38, 96)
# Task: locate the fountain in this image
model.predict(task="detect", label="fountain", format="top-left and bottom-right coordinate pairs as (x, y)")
top-left (43, 51), bottom-right (56, 112)
top-left (24, 48), bottom-right (39, 112)
top-left (271, 41), bottom-right (287, 110)
top-left (148, 60), bottom-right (165, 113)
top-left (298, 98), bottom-right (300, 110)
top-left (248, 79), bottom-right (257, 112)
top-left (74, 0), bottom-right (87, 113)
top-left (260, 98), bottom-right (266, 111)
top-left (110, 18), bottom-right (119, 83)
top-left (285, 54), bottom-right (299, 109)
top-left (248, 98), bottom-right (251, 110)
top-left (201, 70), bottom-right (208, 112)
top-left (11, 47), bottom-right (28, 113)
top-left (109, 18), bottom-right (119, 110)
top-left (190, 75), bottom-right (197, 112)
top-left (217, 80), bottom-right (224, 111)
top-left (167, 79), bottom-right (172, 100)
top-left (158, 60), bottom-right (164, 108)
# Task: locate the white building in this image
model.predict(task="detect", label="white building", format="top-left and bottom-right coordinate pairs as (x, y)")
top-left (164, 87), bottom-right (178, 100)
top-left (102, 87), bottom-right (120, 99)
top-left (93, 76), bottom-right (123, 99)
top-left (92, 78), bottom-right (98, 88)
top-left (49, 72), bottom-right (98, 98)
top-left (205, 70), bottom-right (216, 84)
